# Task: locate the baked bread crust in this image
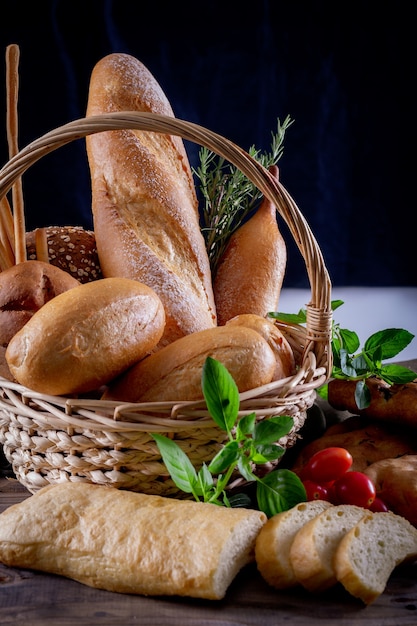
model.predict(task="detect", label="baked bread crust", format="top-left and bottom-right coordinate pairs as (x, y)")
top-left (86, 53), bottom-right (216, 347)
top-left (0, 482), bottom-right (267, 599)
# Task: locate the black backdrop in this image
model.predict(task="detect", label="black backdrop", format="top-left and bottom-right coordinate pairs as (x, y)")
top-left (0, 0), bottom-right (415, 288)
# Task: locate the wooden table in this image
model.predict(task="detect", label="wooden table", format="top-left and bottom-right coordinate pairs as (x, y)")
top-left (1, 360), bottom-right (417, 625)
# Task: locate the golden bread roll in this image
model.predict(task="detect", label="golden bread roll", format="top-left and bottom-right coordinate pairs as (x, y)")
top-left (364, 455), bottom-right (417, 526)
top-left (6, 277), bottom-right (165, 395)
top-left (0, 482), bottom-right (267, 599)
top-left (0, 259), bottom-right (80, 347)
top-left (225, 314), bottom-right (295, 380)
top-left (103, 325), bottom-right (277, 402)
top-left (213, 165), bottom-right (287, 325)
top-left (86, 53), bottom-right (216, 347)
top-left (26, 225), bottom-right (102, 283)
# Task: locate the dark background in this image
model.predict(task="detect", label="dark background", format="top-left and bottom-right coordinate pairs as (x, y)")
top-left (0, 0), bottom-right (415, 288)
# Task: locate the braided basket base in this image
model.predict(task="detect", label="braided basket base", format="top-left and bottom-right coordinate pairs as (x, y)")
top-left (0, 378), bottom-right (314, 495)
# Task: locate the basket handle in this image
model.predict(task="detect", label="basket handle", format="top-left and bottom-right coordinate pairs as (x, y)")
top-left (0, 112), bottom-right (333, 371)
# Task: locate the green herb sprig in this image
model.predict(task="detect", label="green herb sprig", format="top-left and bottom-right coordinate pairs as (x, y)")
top-left (270, 300), bottom-right (416, 409)
top-left (152, 356), bottom-right (306, 518)
top-left (195, 115), bottom-right (294, 276)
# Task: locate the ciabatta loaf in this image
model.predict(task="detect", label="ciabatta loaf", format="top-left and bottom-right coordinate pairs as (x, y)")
top-left (0, 482), bottom-right (267, 600)
top-left (255, 500), bottom-right (333, 589)
top-left (86, 53), bottom-right (216, 347)
top-left (289, 504), bottom-right (367, 592)
top-left (334, 511), bottom-right (417, 604)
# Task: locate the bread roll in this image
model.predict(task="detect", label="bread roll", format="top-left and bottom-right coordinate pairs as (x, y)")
top-left (0, 482), bottom-right (267, 599)
top-left (86, 53), bottom-right (216, 347)
top-left (6, 277), bottom-right (165, 395)
top-left (103, 325), bottom-right (277, 402)
top-left (213, 165), bottom-right (287, 325)
top-left (26, 226), bottom-right (102, 283)
top-left (0, 259), bottom-right (80, 347)
top-left (225, 314), bottom-right (295, 380)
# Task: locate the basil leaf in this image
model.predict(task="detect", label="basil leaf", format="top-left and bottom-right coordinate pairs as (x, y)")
top-left (253, 415), bottom-right (293, 445)
top-left (269, 309), bottom-right (306, 324)
top-left (202, 357), bottom-right (239, 433)
top-left (208, 440), bottom-right (240, 474)
top-left (236, 412), bottom-right (256, 438)
top-left (252, 444), bottom-right (285, 463)
top-left (379, 364), bottom-right (417, 384)
top-left (354, 380), bottom-right (371, 409)
top-left (237, 456), bottom-right (257, 483)
top-left (364, 329), bottom-right (414, 360)
top-left (339, 327), bottom-right (360, 353)
top-left (152, 433), bottom-right (199, 494)
top-left (228, 492), bottom-right (253, 508)
top-left (331, 299), bottom-right (345, 311)
top-left (257, 469), bottom-right (307, 517)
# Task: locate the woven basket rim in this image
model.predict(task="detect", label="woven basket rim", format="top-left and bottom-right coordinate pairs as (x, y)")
top-left (0, 112), bottom-right (333, 426)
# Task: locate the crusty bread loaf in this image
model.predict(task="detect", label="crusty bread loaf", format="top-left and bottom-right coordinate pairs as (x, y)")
top-left (334, 511), bottom-right (417, 604)
top-left (225, 314), bottom-right (295, 381)
top-left (86, 53), bottom-right (216, 347)
top-left (255, 500), bottom-right (333, 589)
top-left (0, 259), bottom-right (80, 347)
top-left (0, 482), bottom-right (267, 599)
top-left (364, 455), bottom-right (417, 527)
top-left (103, 325), bottom-right (277, 402)
top-left (6, 277), bottom-right (165, 395)
top-left (26, 226), bottom-right (102, 283)
top-left (213, 165), bottom-right (287, 325)
top-left (289, 504), bottom-right (367, 592)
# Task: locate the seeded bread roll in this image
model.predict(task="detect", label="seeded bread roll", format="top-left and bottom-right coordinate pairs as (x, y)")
top-left (103, 325), bottom-right (277, 403)
top-left (86, 53), bottom-right (216, 347)
top-left (26, 226), bottom-right (102, 283)
top-left (6, 277), bottom-right (165, 395)
top-left (0, 482), bottom-right (267, 599)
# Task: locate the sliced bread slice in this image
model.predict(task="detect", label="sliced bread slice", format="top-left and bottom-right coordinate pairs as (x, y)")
top-left (334, 511), bottom-right (417, 604)
top-left (255, 500), bottom-right (333, 589)
top-left (289, 504), bottom-right (367, 592)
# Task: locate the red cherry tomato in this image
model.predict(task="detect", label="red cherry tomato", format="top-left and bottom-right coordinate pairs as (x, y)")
top-left (369, 496), bottom-right (389, 512)
top-left (303, 447), bottom-right (353, 483)
top-left (303, 479), bottom-right (330, 502)
top-left (333, 471), bottom-right (376, 508)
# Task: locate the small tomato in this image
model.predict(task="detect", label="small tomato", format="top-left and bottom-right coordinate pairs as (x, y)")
top-left (303, 447), bottom-right (353, 483)
top-left (369, 496), bottom-right (389, 512)
top-left (303, 479), bottom-right (330, 502)
top-left (333, 471), bottom-right (376, 508)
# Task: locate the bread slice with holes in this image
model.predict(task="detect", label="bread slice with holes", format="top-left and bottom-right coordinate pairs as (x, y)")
top-left (289, 504), bottom-right (367, 592)
top-left (255, 499), bottom-right (333, 589)
top-left (334, 511), bottom-right (417, 604)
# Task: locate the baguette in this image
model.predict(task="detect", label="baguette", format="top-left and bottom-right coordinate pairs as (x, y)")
top-left (213, 165), bottom-right (287, 325)
top-left (255, 500), bottom-right (333, 589)
top-left (6, 277), bottom-right (165, 395)
top-left (86, 53), bottom-right (216, 347)
top-left (334, 511), bottom-right (417, 604)
top-left (0, 482), bottom-right (267, 600)
top-left (103, 325), bottom-right (277, 402)
top-left (289, 504), bottom-right (367, 592)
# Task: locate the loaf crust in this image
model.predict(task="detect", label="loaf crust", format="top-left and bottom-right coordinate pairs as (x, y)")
top-left (6, 277), bottom-right (165, 395)
top-left (0, 482), bottom-right (267, 599)
top-left (103, 325), bottom-right (277, 402)
top-left (86, 53), bottom-right (216, 347)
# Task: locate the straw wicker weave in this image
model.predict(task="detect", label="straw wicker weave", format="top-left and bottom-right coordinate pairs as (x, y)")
top-left (0, 113), bottom-right (333, 496)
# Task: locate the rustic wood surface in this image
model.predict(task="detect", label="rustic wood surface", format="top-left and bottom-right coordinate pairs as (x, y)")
top-left (1, 358), bottom-right (416, 625)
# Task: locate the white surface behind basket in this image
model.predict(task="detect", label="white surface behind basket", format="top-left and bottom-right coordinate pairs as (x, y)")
top-left (279, 287), bottom-right (417, 362)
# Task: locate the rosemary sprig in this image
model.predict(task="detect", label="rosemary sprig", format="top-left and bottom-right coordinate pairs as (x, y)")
top-left (194, 115), bottom-right (294, 276)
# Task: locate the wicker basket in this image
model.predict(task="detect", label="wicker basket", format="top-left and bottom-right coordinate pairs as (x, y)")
top-left (0, 112), bottom-right (333, 496)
